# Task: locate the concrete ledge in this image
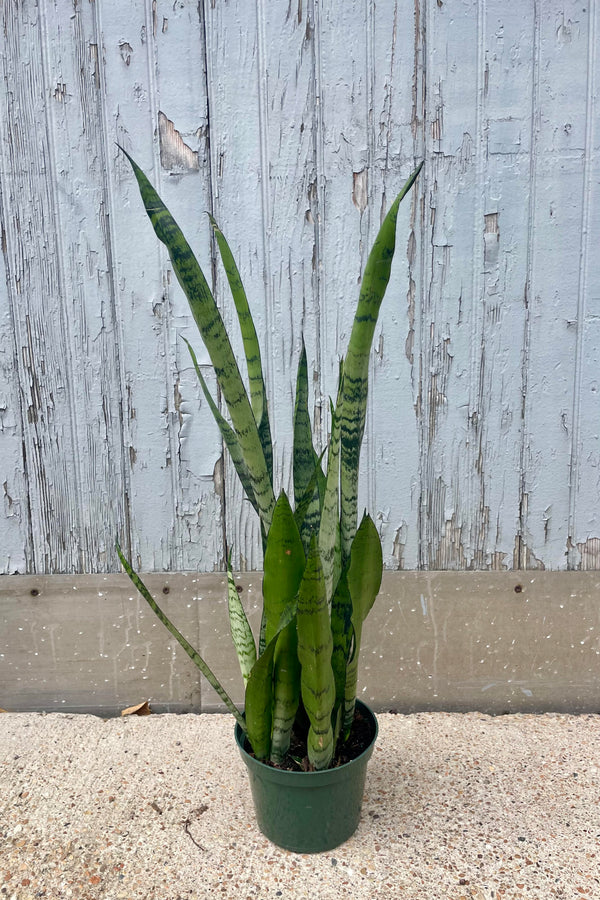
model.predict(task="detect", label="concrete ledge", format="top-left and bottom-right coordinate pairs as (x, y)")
top-left (1, 571), bottom-right (599, 715)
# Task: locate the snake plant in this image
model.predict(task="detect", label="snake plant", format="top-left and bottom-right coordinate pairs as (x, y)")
top-left (117, 150), bottom-right (422, 770)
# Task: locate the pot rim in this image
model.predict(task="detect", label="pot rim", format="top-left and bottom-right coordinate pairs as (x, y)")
top-left (234, 698), bottom-right (379, 780)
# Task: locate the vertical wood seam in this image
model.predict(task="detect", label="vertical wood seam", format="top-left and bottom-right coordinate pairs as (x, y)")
top-left (255, 0), bottom-right (275, 474)
top-left (365, 0), bottom-right (376, 514)
top-left (151, 0), bottom-right (182, 571)
top-left (143, 0), bottom-right (181, 570)
top-left (308, 0), bottom-right (326, 452)
top-left (416, 0), bottom-right (428, 569)
top-left (199, 0), bottom-right (227, 569)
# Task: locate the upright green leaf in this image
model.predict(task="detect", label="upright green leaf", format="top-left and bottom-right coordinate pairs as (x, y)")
top-left (343, 513), bottom-right (383, 736)
top-left (294, 447), bottom-right (327, 534)
top-left (244, 636), bottom-right (276, 761)
top-left (339, 163), bottom-right (423, 562)
top-left (116, 543), bottom-right (246, 732)
top-left (245, 600), bottom-right (297, 760)
top-left (330, 568), bottom-right (353, 714)
top-left (226, 554), bottom-right (256, 687)
top-left (270, 618), bottom-right (301, 764)
top-left (296, 535), bottom-right (335, 770)
top-left (293, 339), bottom-right (324, 551)
top-left (262, 492), bottom-right (306, 646)
top-left (318, 391), bottom-right (343, 606)
top-left (346, 512), bottom-right (383, 626)
top-left (120, 148), bottom-right (275, 533)
top-left (260, 491), bottom-right (306, 765)
top-left (209, 214), bottom-right (273, 483)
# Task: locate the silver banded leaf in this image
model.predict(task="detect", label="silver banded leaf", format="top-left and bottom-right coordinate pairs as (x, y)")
top-left (209, 215), bottom-right (273, 484)
top-left (121, 148), bottom-right (275, 534)
top-left (293, 339), bottom-right (324, 552)
top-left (227, 556), bottom-right (256, 687)
top-left (245, 600), bottom-right (297, 760)
top-left (116, 543), bottom-right (246, 732)
top-left (319, 392), bottom-right (343, 607)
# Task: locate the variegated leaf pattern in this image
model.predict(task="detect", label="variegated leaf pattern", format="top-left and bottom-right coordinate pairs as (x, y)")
top-left (262, 492), bottom-right (305, 646)
top-left (270, 618), bottom-right (301, 764)
top-left (318, 394), bottom-right (343, 607)
top-left (296, 535), bottom-right (335, 770)
top-left (122, 149), bottom-right (422, 768)
top-left (293, 339), bottom-right (325, 552)
top-left (121, 148), bottom-right (275, 534)
top-left (339, 162), bottom-right (424, 563)
top-left (116, 543), bottom-right (246, 732)
top-left (209, 214), bottom-right (273, 484)
top-left (226, 554), bottom-right (256, 687)
top-left (245, 600), bottom-right (297, 760)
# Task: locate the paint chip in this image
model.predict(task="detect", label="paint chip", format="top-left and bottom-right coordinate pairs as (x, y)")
top-left (158, 111), bottom-right (199, 172)
top-left (352, 169), bottom-right (368, 214)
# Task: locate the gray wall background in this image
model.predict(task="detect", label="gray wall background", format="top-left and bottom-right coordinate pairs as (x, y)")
top-left (1, 0), bottom-right (599, 576)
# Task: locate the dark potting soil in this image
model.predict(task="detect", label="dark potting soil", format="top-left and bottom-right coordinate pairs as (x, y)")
top-left (244, 707), bottom-right (375, 772)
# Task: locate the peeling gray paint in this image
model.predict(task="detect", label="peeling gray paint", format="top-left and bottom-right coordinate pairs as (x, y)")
top-left (0, 0), bottom-right (599, 575)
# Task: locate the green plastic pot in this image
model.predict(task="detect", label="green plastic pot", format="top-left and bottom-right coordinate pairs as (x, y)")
top-left (235, 700), bottom-right (378, 853)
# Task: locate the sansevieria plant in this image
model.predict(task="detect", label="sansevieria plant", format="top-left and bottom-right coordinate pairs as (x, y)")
top-left (117, 149), bottom-right (422, 771)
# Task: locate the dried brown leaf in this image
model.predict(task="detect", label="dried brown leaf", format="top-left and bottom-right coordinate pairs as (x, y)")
top-left (120, 700), bottom-right (152, 717)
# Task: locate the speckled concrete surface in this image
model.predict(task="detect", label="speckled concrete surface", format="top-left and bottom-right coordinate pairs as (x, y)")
top-left (1, 711), bottom-right (599, 899)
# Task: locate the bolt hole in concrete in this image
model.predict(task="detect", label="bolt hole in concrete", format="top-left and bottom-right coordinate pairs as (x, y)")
top-left (514, 584), bottom-right (523, 593)
top-left (162, 586), bottom-right (170, 595)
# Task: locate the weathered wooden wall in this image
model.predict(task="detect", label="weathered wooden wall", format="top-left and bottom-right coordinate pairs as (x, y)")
top-left (1, 0), bottom-right (599, 575)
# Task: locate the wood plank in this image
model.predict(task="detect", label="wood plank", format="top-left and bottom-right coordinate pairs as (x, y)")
top-left (96, 0), bottom-right (171, 571)
top-left (0, 196), bottom-right (28, 573)
top-left (417, 0), bottom-right (486, 569)
top-left (99, 0), bottom-right (224, 572)
top-left (522, 1), bottom-right (593, 568)
top-left (368, 0), bottom-right (424, 570)
top-left (150, 1), bottom-right (225, 571)
top-left (202, 0), bottom-right (267, 569)
top-left (1, 571), bottom-right (599, 715)
top-left (0, 1), bottom-right (88, 572)
top-left (40, 0), bottom-right (130, 571)
top-left (316, 0), bottom-right (422, 569)
top-left (472, 2), bottom-right (537, 571)
top-left (568, 2), bottom-right (600, 567)
top-left (205, 0), bottom-right (328, 567)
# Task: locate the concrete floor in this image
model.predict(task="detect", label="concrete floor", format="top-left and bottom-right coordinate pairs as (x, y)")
top-left (1, 710), bottom-right (599, 899)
